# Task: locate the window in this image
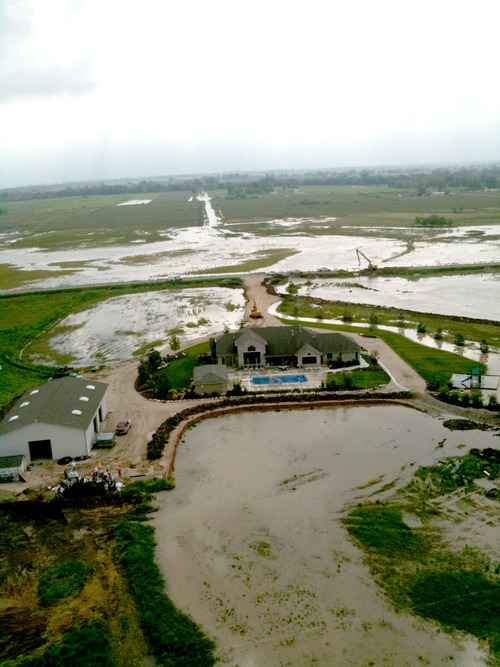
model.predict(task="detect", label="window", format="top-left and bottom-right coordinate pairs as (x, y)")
top-left (79, 396), bottom-right (89, 401)
top-left (71, 409), bottom-right (82, 415)
top-left (86, 384), bottom-right (95, 390)
top-left (30, 389), bottom-right (39, 395)
top-left (20, 401), bottom-right (30, 407)
top-left (9, 415), bottom-right (19, 421)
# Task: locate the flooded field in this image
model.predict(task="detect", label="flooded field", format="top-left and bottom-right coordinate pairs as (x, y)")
top-left (278, 272), bottom-right (500, 321)
top-left (2, 215), bottom-right (499, 292)
top-left (25, 287), bottom-right (244, 367)
top-left (153, 406), bottom-right (497, 666)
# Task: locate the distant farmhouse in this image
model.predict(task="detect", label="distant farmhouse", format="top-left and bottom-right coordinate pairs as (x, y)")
top-left (0, 377), bottom-right (109, 463)
top-left (211, 326), bottom-right (360, 369)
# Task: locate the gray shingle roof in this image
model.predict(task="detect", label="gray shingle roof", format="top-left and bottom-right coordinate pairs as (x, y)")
top-left (193, 365), bottom-right (228, 383)
top-left (0, 377), bottom-right (108, 434)
top-left (215, 326), bottom-right (360, 357)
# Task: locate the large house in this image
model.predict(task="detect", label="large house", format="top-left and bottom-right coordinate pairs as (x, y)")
top-left (210, 326), bottom-right (360, 368)
top-left (0, 377), bottom-right (109, 462)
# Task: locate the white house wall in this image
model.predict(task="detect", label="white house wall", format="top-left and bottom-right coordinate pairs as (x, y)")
top-left (0, 422), bottom-right (88, 461)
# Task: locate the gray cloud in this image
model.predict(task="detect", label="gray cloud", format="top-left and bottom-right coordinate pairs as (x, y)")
top-left (0, 0), bottom-right (97, 102)
top-left (0, 59), bottom-right (97, 101)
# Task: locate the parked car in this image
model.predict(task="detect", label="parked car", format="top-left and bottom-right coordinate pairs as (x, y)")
top-left (93, 432), bottom-right (116, 448)
top-left (116, 419), bottom-right (132, 435)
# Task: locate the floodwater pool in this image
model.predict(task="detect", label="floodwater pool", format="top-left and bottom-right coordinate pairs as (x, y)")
top-left (251, 373), bottom-right (308, 385)
top-left (152, 405), bottom-right (497, 666)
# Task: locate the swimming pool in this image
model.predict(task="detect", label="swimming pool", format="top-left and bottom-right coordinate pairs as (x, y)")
top-left (251, 374), bottom-right (308, 385)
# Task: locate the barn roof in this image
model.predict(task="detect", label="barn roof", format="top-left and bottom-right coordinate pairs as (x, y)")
top-left (0, 377), bottom-right (108, 434)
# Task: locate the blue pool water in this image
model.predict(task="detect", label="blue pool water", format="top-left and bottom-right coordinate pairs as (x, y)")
top-left (251, 374), bottom-right (308, 385)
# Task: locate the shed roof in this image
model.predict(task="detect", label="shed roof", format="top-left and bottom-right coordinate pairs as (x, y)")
top-left (0, 455), bottom-right (25, 469)
top-left (0, 377), bottom-right (108, 435)
top-left (194, 365), bottom-right (228, 384)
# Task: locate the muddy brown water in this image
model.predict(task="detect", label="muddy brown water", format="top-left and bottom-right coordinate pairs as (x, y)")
top-left (152, 405), bottom-right (497, 666)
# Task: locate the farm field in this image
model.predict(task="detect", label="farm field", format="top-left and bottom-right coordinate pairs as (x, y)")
top-left (1, 186), bottom-right (499, 291)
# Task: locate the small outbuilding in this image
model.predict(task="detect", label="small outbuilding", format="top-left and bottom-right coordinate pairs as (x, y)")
top-left (0, 455), bottom-right (27, 483)
top-left (0, 377), bottom-right (109, 462)
top-left (193, 364), bottom-right (228, 395)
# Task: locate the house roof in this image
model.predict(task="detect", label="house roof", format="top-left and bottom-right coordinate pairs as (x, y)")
top-left (0, 377), bottom-right (108, 435)
top-left (193, 365), bottom-right (228, 384)
top-left (215, 326), bottom-right (360, 357)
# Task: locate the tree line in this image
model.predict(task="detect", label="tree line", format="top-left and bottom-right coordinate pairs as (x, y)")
top-left (1, 165), bottom-right (498, 202)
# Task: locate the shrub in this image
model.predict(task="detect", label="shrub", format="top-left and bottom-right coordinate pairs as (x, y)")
top-left (17, 624), bottom-right (116, 666)
top-left (38, 561), bottom-right (87, 607)
top-left (470, 393), bottom-right (483, 408)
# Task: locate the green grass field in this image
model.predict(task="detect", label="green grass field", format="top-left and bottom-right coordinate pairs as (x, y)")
top-left (1, 190), bottom-right (202, 251)
top-left (278, 294), bottom-right (500, 348)
top-left (213, 186), bottom-right (500, 228)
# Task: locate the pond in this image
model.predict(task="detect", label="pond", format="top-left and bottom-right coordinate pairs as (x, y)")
top-left (152, 405), bottom-right (496, 666)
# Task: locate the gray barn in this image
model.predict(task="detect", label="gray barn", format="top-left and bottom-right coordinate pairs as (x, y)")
top-left (0, 377), bottom-right (109, 462)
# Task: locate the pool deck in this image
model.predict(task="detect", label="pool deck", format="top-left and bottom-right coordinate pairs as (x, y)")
top-left (227, 363), bottom-right (370, 392)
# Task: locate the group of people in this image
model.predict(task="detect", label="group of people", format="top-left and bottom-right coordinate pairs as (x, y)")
top-left (54, 461), bottom-right (123, 497)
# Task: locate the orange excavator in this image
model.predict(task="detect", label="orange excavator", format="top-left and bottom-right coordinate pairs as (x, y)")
top-left (356, 248), bottom-right (378, 271)
top-left (249, 300), bottom-right (263, 319)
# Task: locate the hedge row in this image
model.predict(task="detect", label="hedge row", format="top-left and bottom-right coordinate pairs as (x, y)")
top-left (114, 520), bottom-right (216, 666)
top-left (146, 391), bottom-right (412, 460)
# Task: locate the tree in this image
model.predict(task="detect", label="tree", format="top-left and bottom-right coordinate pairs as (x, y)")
top-left (417, 322), bottom-right (426, 335)
top-left (169, 334), bottom-right (180, 351)
top-left (480, 339), bottom-right (489, 354)
top-left (153, 372), bottom-right (170, 400)
top-left (453, 333), bottom-right (465, 347)
top-left (147, 349), bottom-right (162, 372)
top-left (368, 312), bottom-right (379, 331)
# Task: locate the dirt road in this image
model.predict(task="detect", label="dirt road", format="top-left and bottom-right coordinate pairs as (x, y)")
top-left (243, 273), bottom-right (283, 326)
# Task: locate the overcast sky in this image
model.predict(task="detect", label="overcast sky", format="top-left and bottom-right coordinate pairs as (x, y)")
top-left (1, 0), bottom-right (499, 188)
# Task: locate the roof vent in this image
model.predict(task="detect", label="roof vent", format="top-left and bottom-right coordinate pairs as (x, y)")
top-left (86, 384), bottom-right (95, 390)
top-left (9, 415), bottom-right (19, 421)
top-left (20, 401), bottom-right (30, 408)
top-left (79, 396), bottom-right (89, 402)
top-left (71, 409), bottom-right (82, 415)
